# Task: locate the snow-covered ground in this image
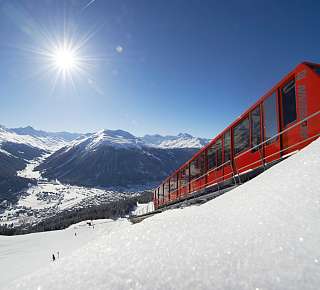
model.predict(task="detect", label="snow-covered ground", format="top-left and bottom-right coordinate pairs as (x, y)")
top-left (3, 138), bottom-right (320, 290)
top-left (0, 219), bottom-right (129, 286)
top-left (17, 154), bottom-right (49, 180)
top-left (132, 202), bottom-right (154, 216)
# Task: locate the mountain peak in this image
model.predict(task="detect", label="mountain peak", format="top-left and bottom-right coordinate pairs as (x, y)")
top-left (99, 129), bottom-right (136, 140)
top-left (177, 133), bottom-right (193, 139)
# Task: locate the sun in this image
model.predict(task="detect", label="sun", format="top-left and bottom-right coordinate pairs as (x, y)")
top-left (53, 48), bottom-right (77, 72)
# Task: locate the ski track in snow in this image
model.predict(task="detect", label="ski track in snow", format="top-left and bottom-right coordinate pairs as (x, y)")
top-left (2, 138), bottom-right (320, 290)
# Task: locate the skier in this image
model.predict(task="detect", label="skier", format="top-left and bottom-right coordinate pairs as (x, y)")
top-left (57, 251), bottom-right (60, 259)
top-left (52, 253), bottom-right (56, 262)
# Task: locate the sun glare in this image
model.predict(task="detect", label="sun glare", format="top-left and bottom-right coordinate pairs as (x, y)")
top-left (53, 48), bottom-right (77, 72)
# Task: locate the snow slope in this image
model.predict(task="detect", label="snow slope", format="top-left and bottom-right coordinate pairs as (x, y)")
top-left (0, 219), bottom-right (128, 286)
top-left (4, 138), bottom-right (320, 290)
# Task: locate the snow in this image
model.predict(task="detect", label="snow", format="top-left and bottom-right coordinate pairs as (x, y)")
top-left (131, 202), bottom-right (154, 216)
top-left (16, 155), bottom-right (48, 179)
top-left (0, 219), bottom-right (128, 286)
top-left (3, 138), bottom-right (320, 290)
top-left (0, 127), bottom-right (67, 151)
top-left (142, 133), bottom-right (209, 148)
top-left (68, 130), bottom-right (209, 151)
top-left (81, 130), bottom-right (144, 151)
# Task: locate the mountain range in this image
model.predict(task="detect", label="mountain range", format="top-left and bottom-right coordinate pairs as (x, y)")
top-left (0, 125), bottom-right (209, 204)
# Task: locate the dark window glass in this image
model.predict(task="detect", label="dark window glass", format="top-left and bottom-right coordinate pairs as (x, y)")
top-left (170, 175), bottom-right (177, 192)
top-left (207, 144), bottom-right (216, 170)
top-left (190, 153), bottom-right (205, 180)
top-left (159, 185), bottom-right (164, 199)
top-left (251, 106), bottom-right (261, 148)
top-left (309, 65), bottom-right (320, 75)
top-left (164, 181), bottom-right (170, 197)
top-left (216, 138), bottom-right (222, 166)
top-left (224, 131), bottom-right (231, 162)
top-left (264, 93), bottom-right (278, 144)
top-left (234, 118), bottom-right (250, 155)
top-left (200, 152), bottom-right (206, 174)
top-left (179, 168), bottom-right (188, 188)
top-left (190, 159), bottom-right (200, 180)
top-left (282, 79), bottom-right (297, 127)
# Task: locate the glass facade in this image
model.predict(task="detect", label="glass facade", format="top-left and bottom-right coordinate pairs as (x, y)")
top-left (251, 106), bottom-right (261, 148)
top-left (170, 174), bottom-right (177, 192)
top-left (224, 131), bottom-right (231, 162)
top-left (264, 92), bottom-right (278, 144)
top-left (190, 153), bottom-right (205, 180)
top-left (179, 167), bottom-right (188, 188)
top-left (234, 117), bottom-right (250, 155)
top-left (207, 144), bottom-right (216, 170)
top-left (216, 138), bottom-right (222, 166)
top-left (281, 79), bottom-right (297, 127)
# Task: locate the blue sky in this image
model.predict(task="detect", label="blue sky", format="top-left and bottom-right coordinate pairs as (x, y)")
top-left (0, 0), bottom-right (319, 138)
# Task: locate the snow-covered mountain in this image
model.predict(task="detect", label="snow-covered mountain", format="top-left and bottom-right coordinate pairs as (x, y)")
top-left (8, 126), bottom-right (81, 151)
top-left (36, 129), bottom-right (198, 188)
top-left (142, 133), bottom-right (209, 148)
top-left (11, 126), bottom-right (81, 141)
top-left (0, 126), bottom-right (206, 225)
top-left (71, 129), bottom-right (145, 151)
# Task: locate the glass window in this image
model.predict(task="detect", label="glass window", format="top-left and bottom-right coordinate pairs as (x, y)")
top-left (170, 175), bottom-right (177, 192)
top-left (216, 138), bottom-right (222, 166)
top-left (234, 118), bottom-right (250, 155)
top-left (164, 181), bottom-right (170, 197)
top-left (308, 64), bottom-right (320, 75)
top-left (282, 79), bottom-right (297, 127)
top-left (251, 106), bottom-right (261, 148)
top-left (190, 153), bottom-right (205, 180)
top-left (190, 159), bottom-right (200, 180)
top-left (159, 185), bottom-right (163, 199)
top-left (207, 144), bottom-right (216, 170)
top-left (224, 131), bottom-right (231, 162)
top-left (264, 92), bottom-right (278, 144)
top-left (179, 167), bottom-right (188, 188)
top-left (313, 67), bottom-right (320, 75)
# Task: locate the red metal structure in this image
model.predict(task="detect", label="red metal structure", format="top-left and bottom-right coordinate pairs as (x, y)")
top-left (153, 62), bottom-right (320, 210)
